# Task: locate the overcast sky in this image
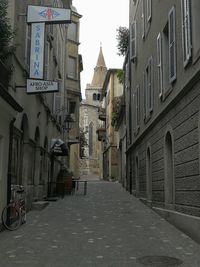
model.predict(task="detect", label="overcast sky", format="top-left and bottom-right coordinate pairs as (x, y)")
top-left (72, 0), bottom-right (129, 98)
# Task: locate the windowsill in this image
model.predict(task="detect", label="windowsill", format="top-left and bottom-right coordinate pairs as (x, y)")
top-left (134, 126), bottom-right (140, 136)
top-left (67, 39), bottom-right (80, 45)
top-left (193, 50), bottom-right (200, 66)
top-left (144, 110), bottom-right (153, 124)
top-left (160, 86), bottom-right (172, 101)
top-left (67, 76), bottom-right (78, 81)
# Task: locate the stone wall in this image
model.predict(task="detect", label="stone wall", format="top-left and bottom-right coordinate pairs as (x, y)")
top-left (131, 79), bottom-right (200, 217)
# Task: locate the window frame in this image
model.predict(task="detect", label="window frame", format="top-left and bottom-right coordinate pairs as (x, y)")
top-left (130, 20), bottom-right (137, 62)
top-left (181, 0), bottom-right (192, 67)
top-left (168, 6), bottom-right (176, 83)
top-left (68, 22), bottom-right (78, 42)
top-left (157, 33), bottom-right (163, 98)
top-left (147, 0), bottom-right (152, 22)
top-left (144, 57), bottom-right (153, 121)
top-left (68, 56), bottom-right (77, 79)
top-left (136, 85), bottom-right (140, 131)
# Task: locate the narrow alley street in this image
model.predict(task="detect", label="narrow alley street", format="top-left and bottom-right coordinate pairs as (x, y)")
top-left (0, 179), bottom-right (200, 267)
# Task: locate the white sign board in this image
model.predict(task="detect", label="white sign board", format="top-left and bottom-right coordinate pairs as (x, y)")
top-left (27, 79), bottom-right (59, 94)
top-left (30, 23), bottom-right (45, 79)
top-left (27, 5), bottom-right (71, 24)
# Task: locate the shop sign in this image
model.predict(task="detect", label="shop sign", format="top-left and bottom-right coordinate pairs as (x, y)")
top-left (27, 5), bottom-right (71, 24)
top-left (51, 139), bottom-right (68, 156)
top-left (27, 79), bottom-right (59, 94)
top-left (30, 23), bottom-right (45, 79)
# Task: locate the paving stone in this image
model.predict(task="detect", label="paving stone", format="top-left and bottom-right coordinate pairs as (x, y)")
top-left (0, 180), bottom-right (200, 267)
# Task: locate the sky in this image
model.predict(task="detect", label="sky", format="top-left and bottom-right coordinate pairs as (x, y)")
top-left (72, 0), bottom-right (129, 98)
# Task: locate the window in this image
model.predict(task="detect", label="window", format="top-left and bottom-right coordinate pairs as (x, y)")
top-left (144, 57), bottom-right (153, 120)
top-left (191, 1), bottom-right (200, 62)
top-left (53, 91), bottom-right (61, 115)
top-left (68, 22), bottom-right (78, 42)
top-left (157, 33), bottom-right (163, 98)
top-left (157, 7), bottom-right (176, 100)
top-left (169, 7), bottom-right (176, 83)
top-left (93, 93), bottom-right (97, 101)
top-left (68, 56), bottom-right (77, 79)
top-left (69, 101), bottom-right (76, 114)
top-left (142, 0), bottom-right (152, 39)
top-left (181, 0), bottom-right (192, 66)
top-left (130, 21), bottom-right (136, 62)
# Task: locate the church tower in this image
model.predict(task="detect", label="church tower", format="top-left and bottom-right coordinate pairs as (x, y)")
top-left (79, 46), bottom-right (107, 177)
top-left (85, 46), bottom-right (107, 106)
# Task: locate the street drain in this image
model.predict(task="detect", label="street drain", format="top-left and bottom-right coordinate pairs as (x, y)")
top-left (136, 255), bottom-right (183, 266)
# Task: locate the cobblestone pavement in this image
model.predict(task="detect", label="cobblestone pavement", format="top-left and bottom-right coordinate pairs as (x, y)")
top-left (0, 180), bottom-right (200, 267)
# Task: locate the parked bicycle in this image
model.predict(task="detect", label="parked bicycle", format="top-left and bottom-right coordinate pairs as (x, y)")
top-left (1, 185), bottom-right (26, 231)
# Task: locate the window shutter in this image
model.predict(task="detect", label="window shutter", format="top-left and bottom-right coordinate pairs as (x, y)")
top-left (148, 57), bottom-right (153, 112)
top-left (68, 57), bottom-right (77, 79)
top-left (147, 0), bottom-right (152, 22)
top-left (54, 91), bottom-right (61, 114)
top-left (130, 21), bottom-right (136, 62)
top-left (169, 6), bottom-right (176, 83)
top-left (133, 93), bottom-right (136, 132)
top-left (143, 71), bottom-right (147, 119)
top-left (157, 33), bottom-right (163, 98)
top-left (136, 85), bottom-right (140, 128)
top-left (181, 0), bottom-right (191, 66)
top-left (25, 25), bottom-right (31, 68)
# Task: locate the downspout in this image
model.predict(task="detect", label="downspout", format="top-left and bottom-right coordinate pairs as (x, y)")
top-left (7, 118), bottom-right (16, 204)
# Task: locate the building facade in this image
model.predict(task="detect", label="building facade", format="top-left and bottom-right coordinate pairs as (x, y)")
top-left (100, 69), bottom-right (123, 181)
top-left (127, 0), bottom-right (200, 242)
top-left (79, 47), bottom-right (107, 177)
top-left (0, 60), bottom-right (23, 222)
top-left (65, 5), bottom-right (82, 177)
top-left (0, 0), bottom-right (73, 217)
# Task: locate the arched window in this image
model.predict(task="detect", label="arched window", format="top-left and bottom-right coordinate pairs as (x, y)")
top-left (89, 122), bottom-right (93, 156)
top-left (97, 94), bottom-right (101, 100)
top-left (135, 155), bottom-right (139, 197)
top-left (93, 93), bottom-right (97, 101)
top-left (164, 131), bottom-right (174, 206)
top-left (146, 146), bottom-right (152, 202)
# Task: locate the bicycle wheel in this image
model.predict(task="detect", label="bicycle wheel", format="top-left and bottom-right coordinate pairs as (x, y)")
top-left (1, 204), bottom-right (22, 231)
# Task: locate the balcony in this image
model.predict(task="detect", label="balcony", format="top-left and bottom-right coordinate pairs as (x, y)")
top-left (96, 127), bottom-right (106, 141)
top-left (98, 107), bottom-right (106, 121)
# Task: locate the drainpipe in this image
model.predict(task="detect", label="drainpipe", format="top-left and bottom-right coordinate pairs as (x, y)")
top-left (7, 118), bottom-right (16, 204)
